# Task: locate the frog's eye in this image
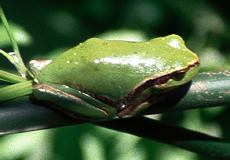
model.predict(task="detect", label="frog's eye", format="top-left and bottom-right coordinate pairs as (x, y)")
top-left (155, 75), bottom-right (171, 85)
top-left (171, 71), bottom-right (186, 81)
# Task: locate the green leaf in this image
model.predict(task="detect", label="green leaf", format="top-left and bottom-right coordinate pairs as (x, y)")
top-left (0, 80), bottom-right (33, 102)
top-left (0, 70), bottom-right (27, 83)
top-left (98, 117), bottom-right (230, 160)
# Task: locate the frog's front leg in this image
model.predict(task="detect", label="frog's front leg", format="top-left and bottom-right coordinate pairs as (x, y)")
top-left (33, 84), bottom-right (117, 121)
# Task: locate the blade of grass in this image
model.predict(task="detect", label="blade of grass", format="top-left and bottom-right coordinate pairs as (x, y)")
top-left (0, 4), bottom-right (27, 77)
top-left (0, 80), bottom-right (33, 102)
top-left (0, 70), bottom-right (27, 83)
top-left (0, 49), bottom-right (14, 63)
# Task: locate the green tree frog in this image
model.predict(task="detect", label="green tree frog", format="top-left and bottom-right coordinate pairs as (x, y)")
top-left (29, 34), bottom-right (200, 121)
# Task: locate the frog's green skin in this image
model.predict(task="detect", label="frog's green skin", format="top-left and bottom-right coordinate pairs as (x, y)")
top-left (30, 34), bottom-right (200, 121)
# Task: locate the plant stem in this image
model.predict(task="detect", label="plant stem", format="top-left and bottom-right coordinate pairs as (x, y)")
top-left (0, 4), bottom-right (27, 77)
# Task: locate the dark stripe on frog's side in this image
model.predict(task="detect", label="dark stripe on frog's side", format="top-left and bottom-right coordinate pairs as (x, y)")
top-left (117, 60), bottom-right (200, 116)
top-left (123, 61), bottom-right (199, 103)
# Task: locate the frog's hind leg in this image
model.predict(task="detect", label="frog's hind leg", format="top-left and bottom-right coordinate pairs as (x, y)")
top-left (33, 84), bottom-right (117, 121)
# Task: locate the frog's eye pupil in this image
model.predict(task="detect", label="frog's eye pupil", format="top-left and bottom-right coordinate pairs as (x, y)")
top-left (156, 75), bottom-right (170, 85)
top-left (172, 71), bottom-right (186, 81)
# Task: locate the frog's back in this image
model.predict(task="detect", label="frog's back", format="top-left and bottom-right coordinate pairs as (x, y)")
top-left (35, 35), bottom-right (198, 102)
